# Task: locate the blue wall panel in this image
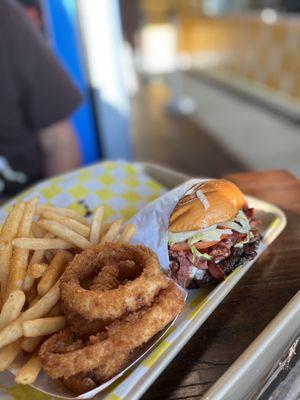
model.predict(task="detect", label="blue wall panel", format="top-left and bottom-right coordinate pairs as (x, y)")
top-left (44, 0), bottom-right (100, 164)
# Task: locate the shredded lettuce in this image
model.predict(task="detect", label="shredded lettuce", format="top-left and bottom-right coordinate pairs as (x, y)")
top-left (235, 210), bottom-right (251, 231)
top-left (168, 225), bottom-right (232, 244)
top-left (168, 210), bottom-right (252, 248)
top-left (188, 228), bottom-right (232, 246)
top-left (221, 211), bottom-right (251, 233)
top-left (190, 245), bottom-right (212, 260)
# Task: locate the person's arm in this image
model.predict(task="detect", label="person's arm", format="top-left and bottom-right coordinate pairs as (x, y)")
top-left (5, 0), bottom-right (83, 173)
top-left (39, 120), bottom-right (81, 176)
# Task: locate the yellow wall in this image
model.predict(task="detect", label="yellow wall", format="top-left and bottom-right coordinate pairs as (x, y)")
top-left (140, 1), bottom-right (300, 101)
top-left (177, 14), bottom-right (300, 101)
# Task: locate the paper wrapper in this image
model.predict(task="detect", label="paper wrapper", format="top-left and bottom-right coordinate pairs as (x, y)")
top-left (130, 178), bottom-right (205, 271)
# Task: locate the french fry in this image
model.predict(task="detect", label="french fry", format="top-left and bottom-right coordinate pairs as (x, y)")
top-left (0, 242), bottom-right (12, 298)
top-left (0, 283), bottom-right (61, 350)
top-left (38, 219), bottom-right (91, 249)
top-left (21, 336), bottom-right (43, 353)
top-left (13, 238), bottom-right (73, 250)
top-left (23, 316), bottom-right (66, 337)
top-left (4, 247), bottom-right (29, 300)
top-left (100, 219), bottom-right (124, 244)
top-left (0, 203), bottom-right (26, 241)
top-left (100, 222), bottom-right (112, 237)
top-left (27, 263), bottom-right (48, 279)
top-left (31, 221), bottom-right (47, 238)
top-left (0, 203), bottom-right (25, 296)
top-left (37, 206), bottom-right (90, 226)
top-left (0, 290), bottom-right (26, 330)
top-left (23, 232), bottom-right (54, 292)
top-left (90, 206), bottom-right (104, 244)
top-left (5, 198), bottom-right (38, 300)
top-left (23, 281), bottom-right (60, 321)
top-left (0, 318), bottom-right (23, 350)
top-left (37, 251), bottom-right (73, 296)
top-left (15, 353), bottom-right (42, 384)
top-left (118, 224), bottom-right (137, 244)
top-left (0, 340), bottom-right (22, 372)
top-left (30, 246), bottom-right (49, 266)
top-left (41, 210), bottom-right (90, 238)
top-left (18, 198), bottom-right (39, 237)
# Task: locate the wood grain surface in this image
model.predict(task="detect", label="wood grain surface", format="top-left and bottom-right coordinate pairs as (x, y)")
top-left (142, 170), bottom-right (300, 400)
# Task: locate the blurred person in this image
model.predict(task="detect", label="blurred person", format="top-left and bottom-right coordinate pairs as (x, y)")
top-left (0, 0), bottom-right (82, 196)
top-left (17, 0), bottom-right (44, 31)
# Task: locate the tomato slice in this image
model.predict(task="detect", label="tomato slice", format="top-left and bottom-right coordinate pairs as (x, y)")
top-left (220, 234), bottom-right (233, 240)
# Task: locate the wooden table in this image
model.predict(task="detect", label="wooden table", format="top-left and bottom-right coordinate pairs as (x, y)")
top-left (142, 170), bottom-right (300, 400)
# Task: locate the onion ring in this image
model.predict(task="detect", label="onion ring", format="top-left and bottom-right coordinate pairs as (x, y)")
top-left (62, 264), bottom-right (120, 339)
top-left (39, 281), bottom-right (184, 380)
top-left (60, 243), bottom-right (169, 321)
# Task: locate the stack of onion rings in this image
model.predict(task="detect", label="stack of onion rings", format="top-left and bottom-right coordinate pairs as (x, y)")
top-left (39, 282), bottom-right (183, 391)
top-left (60, 243), bottom-right (169, 321)
top-left (39, 243), bottom-right (184, 394)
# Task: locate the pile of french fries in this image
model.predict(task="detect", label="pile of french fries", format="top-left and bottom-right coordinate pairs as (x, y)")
top-left (0, 198), bottom-right (136, 386)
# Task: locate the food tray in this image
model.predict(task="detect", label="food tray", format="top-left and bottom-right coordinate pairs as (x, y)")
top-left (203, 289), bottom-right (300, 400)
top-left (0, 161), bottom-right (287, 400)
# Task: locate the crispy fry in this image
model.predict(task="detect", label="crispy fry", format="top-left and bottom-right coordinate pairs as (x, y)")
top-left (0, 203), bottom-right (25, 296)
top-left (27, 263), bottom-right (48, 279)
top-left (21, 302), bottom-right (62, 353)
top-left (0, 242), bottom-right (12, 298)
top-left (37, 206), bottom-right (90, 226)
top-left (0, 283), bottom-right (61, 350)
top-left (37, 251), bottom-right (73, 297)
top-left (30, 249), bottom-right (45, 265)
top-left (41, 210), bottom-right (90, 238)
top-left (0, 290), bottom-right (26, 330)
top-left (4, 248), bottom-right (29, 300)
top-left (31, 221), bottom-right (47, 238)
top-left (18, 198), bottom-right (39, 237)
top-left (0, 318), bottom-right (23, 350)
top-left (23, 233), bottom-right (54, 292)
top-left (118, 224), bottom-right (137, 244)
top-left (13, 238), bottom-right (73, 250)
top-left (5, 199), bottom-right (38, 300)
top-left (15, 353), bottom-right (42, 384)
top-left (21, 336), bottom-right (43, 353)
top-left (23, 316), bottom-right (66, 337)
top-left (0, 203), bottom-right (26, 241)
top-left (0, 340), bottom-right (22, 372)
top-left (23, 281), bottom-right (60, 321)
top-left (100, 222), bottom-right (111, 237)
top-left (100, 219), bottom-right (124, 244)
top-left (90, 206), bottom-right (104, 244)
top-left (37, 220), bottom-right (91, 250)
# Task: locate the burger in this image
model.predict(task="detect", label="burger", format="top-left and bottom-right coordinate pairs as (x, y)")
top-left (168, 179), bottom-right (261, 289)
